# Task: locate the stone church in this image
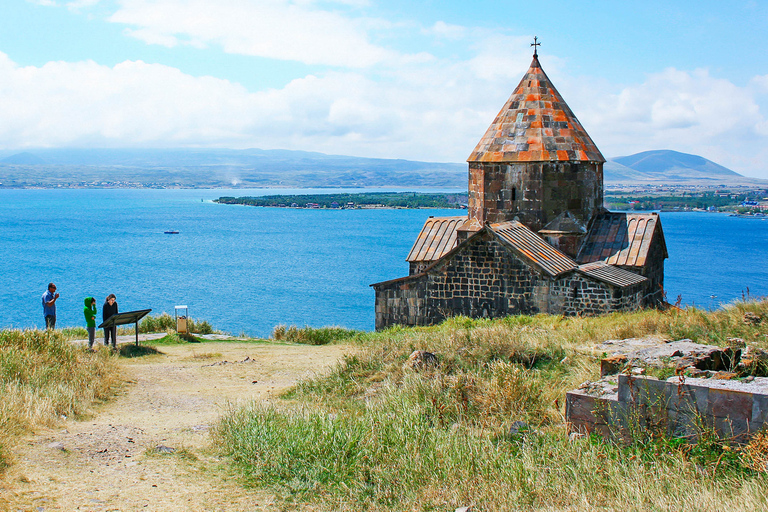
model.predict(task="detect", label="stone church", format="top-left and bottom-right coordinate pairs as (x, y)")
top-left (371, 48), bottom-right (668, 330)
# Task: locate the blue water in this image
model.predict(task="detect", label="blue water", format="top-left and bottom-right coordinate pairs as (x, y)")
top-left (0, 189), bottom-right (766, 336)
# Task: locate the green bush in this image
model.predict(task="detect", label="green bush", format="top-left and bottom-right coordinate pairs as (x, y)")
top-left (122, 313), bottom-right (216, 335)
top-left (271, 325), bottom-right (364, 345)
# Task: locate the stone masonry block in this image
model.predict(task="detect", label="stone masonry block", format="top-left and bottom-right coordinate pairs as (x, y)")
top-left (566, 391), bottom-right (616, 425)
top-left (753, 393), bottom-right (768, 426)
top-left (618, 375), bottom-right (667, 408)
top-left (708, 387), bottom-right (753, 422)
top-left (713, 415), bottom-right (752, 443)
top-left (666, 381), bottom-right (710, 416)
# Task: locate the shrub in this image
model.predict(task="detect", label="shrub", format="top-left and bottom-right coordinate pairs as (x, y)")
top-left (116, 313), bottom-right (217, 335)
top-left (271, 325), bottom-right (364, 345)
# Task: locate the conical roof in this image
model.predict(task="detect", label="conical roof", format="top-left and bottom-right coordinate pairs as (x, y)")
top-left (468, 54), bottom-right (604, 163)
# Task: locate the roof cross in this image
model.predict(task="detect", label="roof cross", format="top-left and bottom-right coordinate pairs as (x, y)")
top-left (531, 36), bottom-right (541, 57)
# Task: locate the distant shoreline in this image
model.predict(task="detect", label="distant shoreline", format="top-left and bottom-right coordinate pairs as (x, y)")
top-left (214, 192), bottom-right (469, 210)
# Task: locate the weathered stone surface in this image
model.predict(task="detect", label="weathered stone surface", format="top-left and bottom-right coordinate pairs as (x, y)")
top-left (509, 420), bottom-right (530, 436)
top-left (404, 350), bottom-right (439, 371)
top-left (743, 312), bottom-right (762, 325)
top-left (596, 336), bottom-right (739, 375)
top-left (713, 372), bottom-right (738, 380)
top-left (738, 346), bottom-right (768, 377)
top-left (600, 354), bottom-right (628, 376)
top-left (567, 375), bottom-right (768, 444)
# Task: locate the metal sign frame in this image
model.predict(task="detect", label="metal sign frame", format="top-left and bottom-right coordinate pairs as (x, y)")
top-left (98, 309), bottom-right (153, 346)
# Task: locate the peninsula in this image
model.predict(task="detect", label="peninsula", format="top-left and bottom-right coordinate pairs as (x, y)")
top-left (215, 191), bottom-right (468, 209)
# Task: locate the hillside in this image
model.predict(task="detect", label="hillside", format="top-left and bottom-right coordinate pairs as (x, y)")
top-left (0, 147), bottom-right (762, 188)
top-left (0, 148), bottom-right (466, 188)
top-left (605, 149), bottom-right (752, 183)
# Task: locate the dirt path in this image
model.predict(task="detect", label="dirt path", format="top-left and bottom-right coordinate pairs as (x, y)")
top-left (2, 340), bottom-right (350, 511)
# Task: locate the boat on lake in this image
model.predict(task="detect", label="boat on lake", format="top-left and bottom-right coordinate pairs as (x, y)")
top-left (164, 230), bottom-right (180, 234)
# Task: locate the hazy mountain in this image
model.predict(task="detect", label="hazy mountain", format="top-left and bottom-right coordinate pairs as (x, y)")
top-left (0, 147), bottom-right (760, 188)
top-left (0, 151), bottom-right (49, 165)
top-left (0, 148), bottom-right (466, 188)
top-left (605, 149), bottom-right (745, 183)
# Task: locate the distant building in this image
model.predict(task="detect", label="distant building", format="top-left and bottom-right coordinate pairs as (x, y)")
top-left (372, 48), bottom-right (668, 330)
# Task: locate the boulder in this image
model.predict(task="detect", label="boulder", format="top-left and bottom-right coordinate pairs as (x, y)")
top-left (600, 354), bottom-right (627, 376)
top-left (737, 346), bottom-right (768, 377)
top-left (404, 350), bottom-right (439, 370)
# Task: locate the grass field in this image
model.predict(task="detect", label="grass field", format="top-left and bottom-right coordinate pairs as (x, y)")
top-left (214, 302), bottom-right (768, 511)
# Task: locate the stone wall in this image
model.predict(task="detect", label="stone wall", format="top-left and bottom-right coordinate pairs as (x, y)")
top-left (374, 233), bottom-right (546, 329)
top-left (566, 374), bottom-right (768, 444)
top-left (373, 231), bottom-right (646, 329)
top-left (468, 161), bottom-right (603, 232)
top-left (550, 275), bottom-right (644, 316)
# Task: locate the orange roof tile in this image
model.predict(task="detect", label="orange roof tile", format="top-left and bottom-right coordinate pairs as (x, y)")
top-left (576, 212), bottom-right (668, 268)
top-left (468, 55), bottom-right (605, 164)
top-left (489, 221), bottom-right (577, 277)
top-left (406, 216), bottom-right (467, 263)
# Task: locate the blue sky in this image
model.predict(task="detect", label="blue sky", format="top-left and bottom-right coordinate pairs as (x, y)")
top-left (1, 0), bottom-right (767, 177)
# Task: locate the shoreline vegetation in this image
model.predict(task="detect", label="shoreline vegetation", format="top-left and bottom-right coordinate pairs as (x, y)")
top-left (605, 187), bottom-right (768, 214)
top-left (214, 189), bottom-right (768, 215)
top-left (215, 192), bottom-right (468, 209)
top-left (3, 304), bottom-right (768, 509)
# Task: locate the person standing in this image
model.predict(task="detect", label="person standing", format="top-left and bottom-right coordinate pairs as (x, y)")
top-left (102, 294), bottom-right (119, 349)
top-left (42, 283), bottom-right (59, 329)
top-left (84, 297), bottom-right (97, 350)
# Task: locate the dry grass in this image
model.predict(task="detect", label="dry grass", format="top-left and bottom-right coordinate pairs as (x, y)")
top-left (0, 329), bottom-right (122, 471)
top-left (216, 300), bottom-right (768, 510)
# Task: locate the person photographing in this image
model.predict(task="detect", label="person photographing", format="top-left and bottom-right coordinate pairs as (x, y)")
top-left (42, 283), bottom-right (60, 329)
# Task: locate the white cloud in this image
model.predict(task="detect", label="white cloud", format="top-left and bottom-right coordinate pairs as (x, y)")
top-left (66, 0), bottom-right (102, 8)
top-left (3, 7), bottom-right (768, 179)
top-left (560, 67), bottom-right (768, 176)
top-left (0, 45), bottom-right (521, 162)
top-left (109, 0), bottom-right (396, 68)
top-left (425, 21), bottom-right (466, 40)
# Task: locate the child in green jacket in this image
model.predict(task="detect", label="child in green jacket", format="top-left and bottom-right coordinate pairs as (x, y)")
top-left (84, 297), bottom-right (97, 349)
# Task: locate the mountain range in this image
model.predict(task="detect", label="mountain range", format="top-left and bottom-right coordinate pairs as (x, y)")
top-left (0, 147), bottom-right (760, 188)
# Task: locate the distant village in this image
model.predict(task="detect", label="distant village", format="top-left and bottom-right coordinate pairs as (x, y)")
top-left (605, 183), bottom-right (768, 214)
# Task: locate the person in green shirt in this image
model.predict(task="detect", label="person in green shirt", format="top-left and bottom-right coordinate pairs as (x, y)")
top-left (83, 297), bottom-right (97, 350)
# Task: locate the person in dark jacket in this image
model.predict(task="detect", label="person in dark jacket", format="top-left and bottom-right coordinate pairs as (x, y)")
top-left (84, 297), bottom-right (97, 349)
top-left (103, 293), bottom-right (119, 349)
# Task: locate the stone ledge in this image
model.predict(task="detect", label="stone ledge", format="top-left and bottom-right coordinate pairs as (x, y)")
top-left (567, 375), bottom-right (768, 443)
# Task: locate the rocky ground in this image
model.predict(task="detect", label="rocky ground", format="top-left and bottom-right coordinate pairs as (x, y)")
top-left (1, 338), bottom-right (351, 511)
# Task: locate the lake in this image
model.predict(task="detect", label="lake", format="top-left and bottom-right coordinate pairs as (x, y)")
top-left (1, 188), bottom-right (766, 336)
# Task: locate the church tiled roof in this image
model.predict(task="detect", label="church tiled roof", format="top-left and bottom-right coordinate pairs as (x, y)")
top-left (406, 216), bottom-right (465, 263)
top-left (489, 221), bottom-right (577, 277)
top-left (467, 54), bottom-right (604, 163)
top-left (576, 212), bottom-right (667, 267)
